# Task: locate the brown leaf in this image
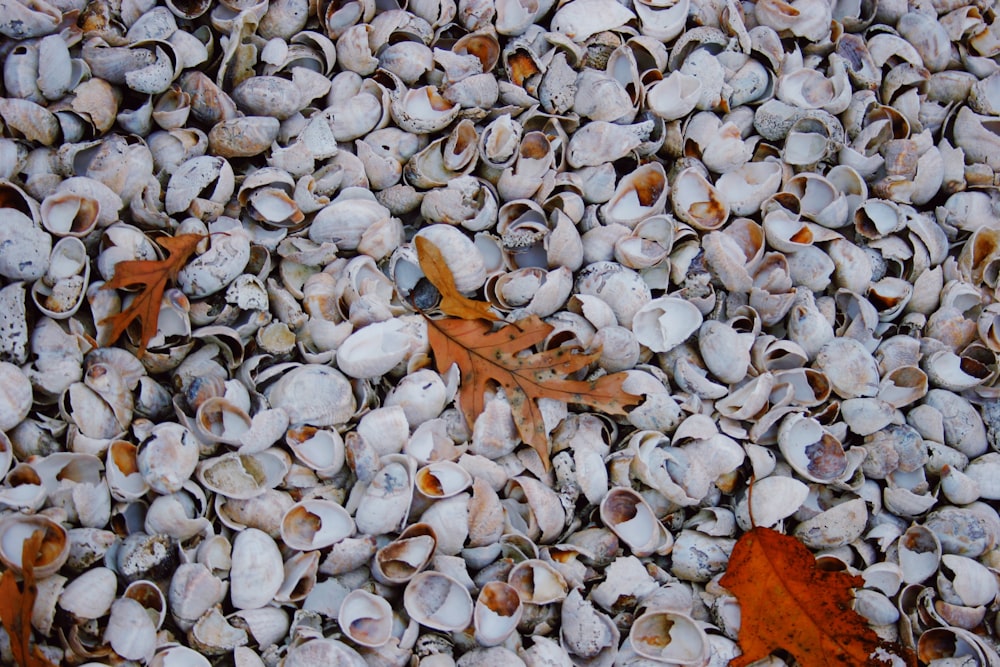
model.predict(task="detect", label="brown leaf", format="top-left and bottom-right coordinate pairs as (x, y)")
top-left (414, 236), bottom-right (500, 321)
top-left (100, 233), bottom-right (205, 358)
top-left (426, 315), bottom-right (641, 469)
top-left (719, 526), bottom-right (917, 667)
top-left (0, 530), bottom-right (57, 667)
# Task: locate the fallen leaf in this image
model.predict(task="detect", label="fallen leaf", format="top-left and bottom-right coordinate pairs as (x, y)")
top-left (719, 525), bottom-right (917, 667)
top-left (0, 530), bottom-right (57, 667)
top-left (426, 314), bottom-right (641, 468)
top-left (100, 233), bottom-right (205, 358)
top-left (415, 236), bottom-right (500, 321)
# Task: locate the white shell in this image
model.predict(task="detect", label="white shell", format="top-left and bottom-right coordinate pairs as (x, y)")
top-left (404, 570), bottom-right (474, 631)
top-left (230, 528), bottom-right (284, 610)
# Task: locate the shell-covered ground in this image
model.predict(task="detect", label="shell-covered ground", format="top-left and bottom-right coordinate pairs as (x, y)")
top-left (1, 0), bottom-right (1000, 664)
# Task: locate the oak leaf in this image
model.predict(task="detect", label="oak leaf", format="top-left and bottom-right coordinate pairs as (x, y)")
top-left (0, 530), bottom-right (57, 667)
top-left (719, 526), bottom-right (916, 667)
top-left (100, 233), bottom-right (205, 358)
top-left (415, 235), bottom-right (500, 321)
top-left (426, 315), bottom-right (641, 468)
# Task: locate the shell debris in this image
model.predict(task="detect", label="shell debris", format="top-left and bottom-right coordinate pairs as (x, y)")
top-left (1, 0), bottom-right (1000, 664)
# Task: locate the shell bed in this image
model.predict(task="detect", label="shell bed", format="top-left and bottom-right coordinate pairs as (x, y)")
top-left (0, 0), bottom-right (1000, 664)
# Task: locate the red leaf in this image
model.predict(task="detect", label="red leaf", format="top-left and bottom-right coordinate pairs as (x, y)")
top-left (719, 526), bottom-right (917, 667)
top-left (100, 233), bottom-right (205, 357)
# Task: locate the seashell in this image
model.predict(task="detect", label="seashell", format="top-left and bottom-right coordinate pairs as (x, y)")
top-left (190, 606), bottom-right (249, 655)
top-left (281, 499), bottom-right (355, 551)
top-left (670, 167), bottom-right (728, 231)
top-left (599, 162), bottom-right (668, 229)
top-left (474, 581), bottom-right (523, 647)
top-left (197, 450), bottom-right (287, 500)
top-left (388, 81), bottom-right (461, 135)
top-left (559, 587), bottom-right (618, 665)
top-left (339, 589), bottom-right (394, 647)
top-left (265, 364), bottom-right (356, 427)
top-left (814, 338), bottom-right (879, 398)
top-left (58, 566), bottom-right (117, 621)
top-left (632, 296), bottom-right (703, 353)
top-left (599, 487), bottom-right (672, 557)
top-left (165, 155), bottom-right (235, 218)
top-left (105, 597), bottom-right (157, 662)
top-left (793, 497), bottom-right (868, 549)
top-left (169, 563), bottom-right (228, 631)
top-left (136, 421), bottom-right (200, 495)
top-left (404, 571), bottom-right (475, 632)
top-left (372, 522), bottom-right (437, 585)
top-left (354, 454), bottom-right (415, 535)
top-left (508, 558), bottom-right (569, 605)
top-left (777, 412), bottom-right (848, 483)
top-left (628, 611), bottom-right (709, 666)
top-left (230, 528), bottom-right (284, 610)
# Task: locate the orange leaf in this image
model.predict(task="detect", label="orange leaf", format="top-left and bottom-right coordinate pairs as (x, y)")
top-left (719, 526), bottom-right (917, 667)
top-left (426, 315), bottom-right (641, 469)
top-left (100, 233), bottom-right (205, 358)
top-left (0, 530), bottom-right (57, 667)
top-left (415, 236), bottom-right (500, 321)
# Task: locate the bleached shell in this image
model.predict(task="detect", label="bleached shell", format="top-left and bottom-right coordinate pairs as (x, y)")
top-left (777, 412), bottom-right (848, 483)
top-left (197, 450), bottom-right (287, 499)
top-left (354, 455), bottom-right (415, 535)
top-left (230, 528), bottom-right (284, 610)
top-left (738, 475), bottom-right (809, 529)
top-left (628, 611), bottom-right (709, 665)
top-left (136, 422), bottom-right (200, 495)
top-left (339, 590), bottom-right (394, 647)
top-left (58, 566), bottom-right (117, 620)
top-left (599, 162), bottom-right (668, 229)
top-left (265, 364), bottom-right (356, 427)
top-left (372, 522), bottom-right (437, 584)
top-left (169, 563), bottom-right (228, 630)
top-left (281, 499), bottom-right (355, 550)
top-left (414, 224), bottom-right (488, 293)
top-left (475, 581), bottom-right (522, 647)
top-left (792, 497), bottom-right (868, 549)
top-left (550, 0), bottom-right (635, 41)
top-left (508, 558), bottom-right (570, 604)
top-left (105, 597), bottom-right (157, 662)
top-left (404, 571), bottom-right (475, 631)
top-left (632, 297), bottom-right (703, 354)
top-left (559, 587), bottom-right (619, 663)
top-left (698, 320), bottom-right (751, 384)
top-left (0, 209), bottom-right (50, 282)
top-left (0, 361), bottom-right (33, 431)
top-left (599, 487), bottom-right (672, 557)
top-left (965, 453), bottom-right (1000, 500)
top-left (814, 338), bottom-right (879, 398)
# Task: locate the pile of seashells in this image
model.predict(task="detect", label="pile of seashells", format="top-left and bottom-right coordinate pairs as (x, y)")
top-left (3, 0), bottom-right (1000, 663)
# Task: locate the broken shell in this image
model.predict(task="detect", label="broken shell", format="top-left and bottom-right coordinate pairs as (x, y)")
top-left (599, 487), bottom-right (672, 557)
top-left (339, 589), bottom-right (394, 647)
top-left (628, 611), bottom-right (710, 666)
top-left (475, 581), bottom-right (523, 647)
top-left (404, 570), bottom-right (475, 632)
top-left (280, 499), bottom-right (355, 551)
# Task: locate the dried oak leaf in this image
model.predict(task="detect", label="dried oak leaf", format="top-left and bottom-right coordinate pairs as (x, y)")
top-left (0, 530), bottom-right (57, 667)
top-left (426, 315), bottom-right (641, 468)
top-left (414, 235), bottom-right (500, 321)
top-left (100, 233), bottom-right (205, 358)
top-left (719, 526), bottom-right (917, 667)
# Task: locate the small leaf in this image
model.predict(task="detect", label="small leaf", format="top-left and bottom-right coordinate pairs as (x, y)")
top-left (415, 236), bottom-right (500, 321)
top-left (719, 526), bottom-right (916, 667)
top-left (427, 315), bottom-right (641, 469)
top-left (100, 233), bottom-right (205, 357)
